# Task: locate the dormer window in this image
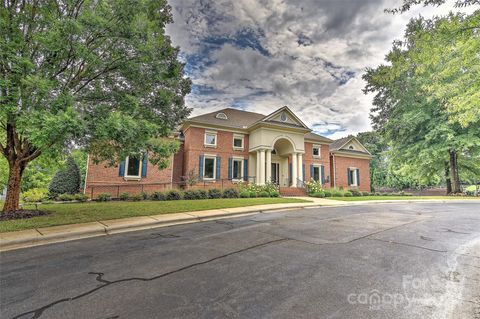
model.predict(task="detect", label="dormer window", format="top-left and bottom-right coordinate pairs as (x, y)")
top-left (349, 145), bottom-right (354, 150)
top-left (216, 112), bottom-right (228, 120)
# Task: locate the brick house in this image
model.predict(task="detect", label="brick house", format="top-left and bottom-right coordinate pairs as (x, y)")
top-left (85, 106), bottom-right (372, 197)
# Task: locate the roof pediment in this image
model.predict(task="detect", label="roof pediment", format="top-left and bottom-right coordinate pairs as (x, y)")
top-left (256, 106), bottom-right (310, 130)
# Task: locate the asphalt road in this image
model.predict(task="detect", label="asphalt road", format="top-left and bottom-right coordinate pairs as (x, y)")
top-left (1, 202), bottom-right (480, 319)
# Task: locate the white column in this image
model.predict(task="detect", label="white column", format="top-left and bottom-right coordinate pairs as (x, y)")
top-left (266, 149), bottom-right (272, 184)
top-left (291, 152), bottom-right (298, 187)
top-left (256, 150), bottom-right (261, 184)
top-left (259, 149), bottom-right (266, 185)
top-left (297, 153), bottom-right (303, 184)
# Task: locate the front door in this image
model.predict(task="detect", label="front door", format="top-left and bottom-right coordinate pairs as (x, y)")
top-left (271, 163), bottom-right (280, 185)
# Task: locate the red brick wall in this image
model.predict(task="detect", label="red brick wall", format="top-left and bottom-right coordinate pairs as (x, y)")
top-left (303, 142), bottom-right (332, 187)
top-left (183, 127), bottom-right (249, 187)
top-left (172, 143), bottom-right (184, 183)
top-left (332, 155), bottom-right (371, 192)
top-left (85, 155), bottom-right (173, 198)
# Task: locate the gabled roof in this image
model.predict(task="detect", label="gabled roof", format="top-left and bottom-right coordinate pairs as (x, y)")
top-left (255, 106), bottom-right (310, 130)
top-left (186, 108), bottom-right (265, 129)
top-left (330, 135), bottom-right (371, 155)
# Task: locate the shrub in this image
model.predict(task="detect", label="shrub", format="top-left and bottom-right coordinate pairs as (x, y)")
top-left (324, 190), bottom-right (332, 197)
top-left (119, 192), bottom-right (130, 201)
top-left (58, 193), bottom-right (76, 201)
top-left (258, 191), bottom-right (269, 197)
top-left (140, 192), bottom-right (149, 200)
top-left (249, 191), bottom-right (257, 198)
top-left (344, 191), bottom-right (353, 197)
top-left (332, 191), bottom-right (344, 197)
top-left (150, 191), bottom-right (166, 201)
top-left (49, 156), bottom-right (81, 197)
top-left (130, 194), bottom-right (143, 201)
top-left (97, 193), bottom-right (111, 202)
top-left (350, 190), bottom-right (361, 196)
top-left (74, 193), bottom-right (89, 202)
top-left (166, 189), bottom-right (182, 200)
top-left (312, 192), bottom-right (325, 198)
top-left (21, 188), bottom-right (49, 203)
top-left (197, 189), bottom-right (208, 199)
top-left (223, 188), bottom-right (239, 198)
top-left (362, 192), bottom-right (370, 196)
top-left (184, 190), bottom-right (200, 200)
top-left (208, 188), bottom-right (222, 199)
top-left (304, 179), bottom-right (323, 194)
top-left (339, 186), bottom-right (344, 191)
top-left (270, 191), bottom-right (280, 197)
top-left (240, 191), bottom-right (250, 198)
top-left (375, 192), bottom-right (382, 196)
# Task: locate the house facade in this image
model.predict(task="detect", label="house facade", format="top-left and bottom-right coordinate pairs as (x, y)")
top-left (85, 106), bottom-right (372, 197)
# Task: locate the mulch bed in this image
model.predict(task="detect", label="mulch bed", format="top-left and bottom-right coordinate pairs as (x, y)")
top-left (0, 210), bottom-right (49, 221)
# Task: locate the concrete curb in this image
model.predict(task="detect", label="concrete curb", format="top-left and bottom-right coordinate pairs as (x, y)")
top-left (0, 201), bottom-right (324, 252)
top-left (2, 198), bottom-right (478, 252)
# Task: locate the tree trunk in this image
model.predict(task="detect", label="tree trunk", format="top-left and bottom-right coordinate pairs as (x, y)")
top-left (2, 161), bottom-right (26, 213)
top-left (449, 150), bottom-right (461, 194)
top-left (445, 161), bottom-right (452, 194)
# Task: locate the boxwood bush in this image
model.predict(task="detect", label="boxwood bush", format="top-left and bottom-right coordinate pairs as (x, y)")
top-left (58, 193), bottom-right (76, 201)
top-left (166, 189), bottom-right (182, 200)
top-left (240, 191), bottom-right (250, 198)
top-left (97, 193), bottom-right (111, 202)
top-left (197, 189), bottom-right (208, 199)
top-left (208, 188), bottom-right (222, 199)
top-left (344, 191), bottom-right (353, 197)
top-left (323, 190), bottom-right (332, 197)
top-left (119, 192), bottom-right (130, 201)
top-left (332, 191), bottom-right (344, 197)
top-left (184, 190), bottom-right (201, 200)
top-left (350, 190), bottom-right (362, 196)
top-left (74, 193), bottom-right (89, 202)
top-left (222, 188), bottom-right (239, 198)
top-left (150, 191), bottom-right (166, 201)
top-left (258, 191), bottom-right (269, 197)
top-left (269, 191), bottom-right (280, 197)
top-left (312, 192), bottom-right (325, 198)
top-left (130, 194), bottom-right (143, 201)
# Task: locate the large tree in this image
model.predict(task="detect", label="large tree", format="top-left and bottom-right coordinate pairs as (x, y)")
top-left (363, 12), bottom-right (480, 194)
top-left (388, 0), bottom-right (479, 13)
top-left (0, 0), bottom-right (191, 213)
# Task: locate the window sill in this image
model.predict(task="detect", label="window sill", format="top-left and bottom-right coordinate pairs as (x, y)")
top-left (313, 155), bottom-right (321, 158)
top-left (124, 176), bottom-right (141, 181)
top-left (204, 144), bottom-right (217, 148)
top-left (202, 178), bottom-right (216, 182)
top-left (233, 147), bottom-right (244, 151)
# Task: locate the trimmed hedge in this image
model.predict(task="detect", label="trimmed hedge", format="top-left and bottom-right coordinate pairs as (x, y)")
top-left (208, 189), bottom-right (222, 199)
top-left (222, 188), bottom-right (240, 198)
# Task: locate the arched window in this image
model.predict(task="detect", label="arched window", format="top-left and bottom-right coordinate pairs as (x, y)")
top-left (216, 112), bottom-right (228, 120)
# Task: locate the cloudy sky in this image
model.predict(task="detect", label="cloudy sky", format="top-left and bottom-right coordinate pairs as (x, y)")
top-left (166, 0), bottom-right (473, 138)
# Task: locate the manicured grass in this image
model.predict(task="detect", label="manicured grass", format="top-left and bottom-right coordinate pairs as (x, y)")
top-left (332, 196), bottom-right (479, 201)
top-left (0, 198), bottom-right (309, 233)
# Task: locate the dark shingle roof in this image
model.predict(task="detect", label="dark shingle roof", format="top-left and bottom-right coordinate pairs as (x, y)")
top-left (305, 132), bottom-right (332, 143)
top-left (329, 136), bottom-right (352, 151)
top-left (187, 108), bottom-right (266, 129)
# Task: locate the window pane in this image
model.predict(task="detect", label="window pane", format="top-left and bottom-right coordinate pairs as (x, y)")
top-left (205, 134), bottom-right (216, 145)
top-left (233, 160), bottom-right (242, 179)
top-left (313, 148), bottom-right (319, 156)
top-left (233, 138), bottom-right (243, 148)
top-left (204, 158), bottom-right (215, 178)
top-left (127, 157), bottom-right (140, 176)
top-left (313, 167), bottom-right (320, 181)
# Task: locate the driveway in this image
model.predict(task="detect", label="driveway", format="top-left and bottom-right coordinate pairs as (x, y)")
top-left (1, 202), bottom-right (479, 319)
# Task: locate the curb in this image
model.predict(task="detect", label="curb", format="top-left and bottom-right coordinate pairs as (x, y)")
top-left (0, 203), bottom-right (319, 252)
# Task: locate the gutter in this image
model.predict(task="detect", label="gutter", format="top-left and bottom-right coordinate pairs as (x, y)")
top-left (83, 154), bottom-right (90, 195)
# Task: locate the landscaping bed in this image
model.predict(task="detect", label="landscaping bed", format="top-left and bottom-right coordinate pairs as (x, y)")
top-left (0, 197), bottom-right (308, 233)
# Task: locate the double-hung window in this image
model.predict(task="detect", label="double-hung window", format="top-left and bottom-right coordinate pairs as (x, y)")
top-left (312, 145), bottom-right (321, 158)
top-left (233, 135), bottom-right (244, 150)
top-left (312, 166), bottom-right (320, 182)
top-left (348, 168), bottom-right (359, 186)
top-left (203, 156), bottom-right (216, 180)
top-left (232, 158), bottom-right (243, 180)
top-left (204, 131), bottom-right (217, 147)
top-left (125, 156), bottom-right (142, 179)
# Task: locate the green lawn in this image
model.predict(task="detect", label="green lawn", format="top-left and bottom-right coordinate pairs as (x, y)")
top-left (0, 198), bottom-right (308, 233)
top-left (332, 196), bottom-right (479, 201)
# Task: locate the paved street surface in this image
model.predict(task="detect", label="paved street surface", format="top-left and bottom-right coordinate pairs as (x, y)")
top-left (1, 202), bottom-right (480, 319)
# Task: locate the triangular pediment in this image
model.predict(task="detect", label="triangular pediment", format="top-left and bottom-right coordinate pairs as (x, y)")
top-left (260, 106), bottom-right (310, 129)
top-left (338, 137), bottom-right (371, 154)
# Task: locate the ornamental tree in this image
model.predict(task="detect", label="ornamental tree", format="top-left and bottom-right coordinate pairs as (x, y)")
top-left (0, 0), bottom-right (191, 213)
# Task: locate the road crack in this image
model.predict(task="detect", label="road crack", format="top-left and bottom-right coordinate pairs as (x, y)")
top-left (11, 238), bottom-right (288, 319)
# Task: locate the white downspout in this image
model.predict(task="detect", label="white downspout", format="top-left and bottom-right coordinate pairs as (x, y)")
top-left (83, 154), bottom-right (90, 194)
top-left (332, 154), bottom-right (336, 189)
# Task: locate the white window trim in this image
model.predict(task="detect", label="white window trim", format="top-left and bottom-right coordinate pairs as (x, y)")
top-left (312, 144), bottom-right (321, 158)
top-left (203, 155), bottom-right (217, 180)
top-left (204, 131), bottom-right (217, 148)
top-left (124, 156), bottom-right (142, 180)
top-left (349, 167), bottom-right (359, 187)
top-left (233, 134), bottom-right (244, 150)
top-left (231, 157), bottom-right (244, 181)
top-left (312, 165), bottom-right (321, 182)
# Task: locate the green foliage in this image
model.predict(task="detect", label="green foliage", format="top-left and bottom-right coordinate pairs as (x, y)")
top-left (1, 0), bottom-right (191, 211)
top-left (139, 192), bottom-right (149, 200)
top-left (249, 191), bottom-right (257, 198)
top-left (304, 179), bottom-right (323, 194)
top-left (97, 193), bottom-right (111, 202)
top-left (130, 194), bottom-right (143, 202)
top-left (48, 157), bottom-right (81, 197)
top-left (150, 191), bottom-right (166, 201)
top-left (350, 190), bottom-right (362, 196)
top-left (332, 191), bottom-right (344, 197)
top-left (312, 192), bottom-right (325, 198)
top-left (208, 189), bottom-right (222, 199)
top-left (222, 188), bottom-right (240, 198)
top-left (58, 194), bottom-right (76, 201)
top-left (240, 191), bottom-right (250, 198)
top-left (324, 190), bottom-right (332, 197)
top-left (166, 190), bottom-right (182, 201)
top-left (197, 190), bottom-right (208, 200)
top-left (21, 188), bottom-right (49, 203)
top-left (119, 193), bottom-right (130, 201)
top-left (387, 0), bottom-right (478, 14)
top-left (183, 190), bottom-right (201, 200)
top-left (269, 191), bottom-right (280, 198)
top-left (344, 191), bottom-right (353, 197)
top-left (362, 192), bottom-right (370, 196)
top-left (258, 191), bottom-right (269, 198)
top-left (74, 194), bottom-right (89, 202)
top-left (240, 182), bottom-right (279, 196)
